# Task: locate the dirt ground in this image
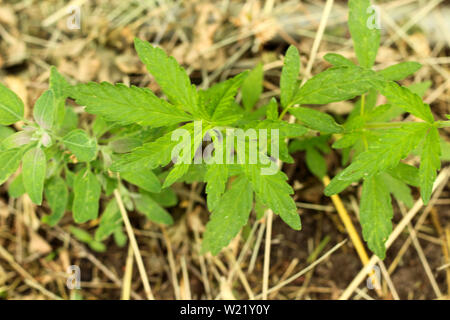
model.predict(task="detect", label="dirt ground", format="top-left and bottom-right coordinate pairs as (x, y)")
top-left (0, 0), bottom-right (449, 300)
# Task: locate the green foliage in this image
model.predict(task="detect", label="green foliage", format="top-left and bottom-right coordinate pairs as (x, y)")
top-left (348, 0), bottom-right (380, 68)
top-left (0, 83), bottom-right (24, 125)
top-left (0, 0), bottom-right (447, 260)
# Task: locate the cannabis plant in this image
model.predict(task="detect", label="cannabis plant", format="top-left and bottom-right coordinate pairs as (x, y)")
top-left (0, 0), bottom-right (448, 259)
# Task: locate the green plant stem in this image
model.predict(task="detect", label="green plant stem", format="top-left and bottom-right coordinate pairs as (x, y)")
top-left (437, 120), bottom-right (450, 128)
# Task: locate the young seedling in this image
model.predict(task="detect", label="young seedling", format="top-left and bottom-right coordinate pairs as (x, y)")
top-left (0, 0), bottom-right (448, 260)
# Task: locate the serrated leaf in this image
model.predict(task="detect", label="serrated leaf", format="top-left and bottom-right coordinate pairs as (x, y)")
top-left (348, 0), bottom-right (380, 68)
top-left (242, 64), bottom-right (263, 111)
top-left (205, 164), bottom-right (228, 211)
top-left (203, 72), bottom-right (246, 123)
top-left (121, 169), bottom-right (161, 193)
top-left (248, 119), bottom-right (308, 138)
top-left (202, 176), bottom-right (253, 255)
top-left (332, 132), bottom-right (361, 149)
top-left (325, 123), bottom-right (428, 195)
top-left (22, 147), bottom-right (46, 205)
top-left (280, 46), bottom-right (300, 108)
top-left (163, 163), bottom-right (190, 188)
top-left (95, 199), bottom-right (121, 242)
top-left (33, 90), bottom-right (55, 129)
top-left (72, 169), bottom-right (101, 223)
top-left (382, 172), bottom-right (414, 208)
top-left (305, 147), bottom-right (327, 179)
top-left (69, 82), bottom-right (192, 127)
top-left (419, 127), bottom-right (441, 204)
top-left (42, 176), bottom-right (68, 226)
top-left (63, 129), bottom-right (97, 162)
top-left (374, 81), bottom-right (434, 123)
top-left (134, 38), bottom-right (197, 113)
top-left (386, 162), bottom-right (420, 187)
top-left (289, 107), bottom-right (342, 134)
top-left (293, 66), bottom-right (379, 105)
top-left (266, 98), bottom-right (278, 120)
top-left (0, 83), bottom-right (24, 125)
top-left (378, 62), bottom-right (422, 81)
top-left (407, 81), bottom-right (431, 98)
top-left (360, 174), bottom-right (393, 259)
top-left (111, 124), bottom-right (194, 172)
top-left (323, 53), bottom-right (355, 67)
top-left (135, 193), bottom-right (173, 225)
top-left (244, 165), bottom-right (300, 230)
top-left (49, 67), bottom-right (70, 128)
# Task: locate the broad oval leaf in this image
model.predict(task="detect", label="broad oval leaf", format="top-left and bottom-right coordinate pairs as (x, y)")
top-left (42, 176), bottom-right (69, 226)
top-left (63, 129), bottom-right (97, 162)
top-left (72, 169), bottom-right (101, 223)
top-left (0, 83), bottom-right (24, 125)
top-left (22, 147), bottom-right (46, 205)
top-left (33, 90), bottom-right (55, 129)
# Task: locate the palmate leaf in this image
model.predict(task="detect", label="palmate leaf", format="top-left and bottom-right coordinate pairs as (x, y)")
top-left (323, 53), bottom-right (355, 67)
top-left (288, 107), bottom-right (342, 134)
top-left (49, 66), bottom-right (70, 127)
top-left (325, 123), bottom-right (429, 196)
top-left (244, 164), bottom-right (301, 230)
top-left (280, 45), bottom-right (300, 108)
top-left (69, 82), bottom-right (192, 127)
top-left (348, 0), bottom-right (380, 69)
top-left (199, 72), bottom-right (247, 124)
top-left (134, 38), bottom-right (198, 114)
top-left (205, 163), bottom-right (228, 211)
top-left (360, 174), bottom-right (393, 259)
top-left (292, 66), bottom-right (379, 105)
top-left (111, 125), bottom-right (192, 172)
top-left (382, 172), bottom-right (414, 208)
top-left (419, 126), bottom-right (441, 204)
top-left (242, 64), bottom-right (263, 111)
top-left (374, 81), bottom-right (434, 123)
top-left (202, 176), bottom-right (253, 255)
top-left (121, 169), bottom-right (161, 193)
top-left (378, 62), bottom-right (422, 81)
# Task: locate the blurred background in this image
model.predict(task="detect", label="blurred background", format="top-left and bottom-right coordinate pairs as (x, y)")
top-left (0, 0), bottom-right (449, 300)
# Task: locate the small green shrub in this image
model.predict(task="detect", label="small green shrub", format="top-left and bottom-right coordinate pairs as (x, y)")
top-left (0, 0), bottom-right (448, 259)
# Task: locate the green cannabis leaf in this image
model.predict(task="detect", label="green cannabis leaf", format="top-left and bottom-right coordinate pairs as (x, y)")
top-left (348, 0), bottom-right (380, 69)
top-left (360, 174), bottom-right (393, 259)
top-left (202, 176), bottom-right (253, 255)
top-left (134, 38), bottom-right (198, 114)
